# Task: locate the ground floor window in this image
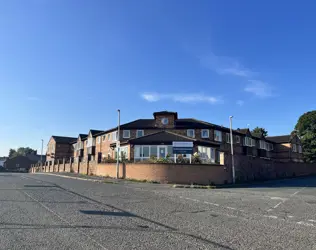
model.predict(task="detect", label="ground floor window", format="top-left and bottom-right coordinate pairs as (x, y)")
top-left (134, 145), bottom-right (192, 162)
top-left (115, 146), bottom-right (128, 160)
top-left (198, 146), bottom-right (216, 163)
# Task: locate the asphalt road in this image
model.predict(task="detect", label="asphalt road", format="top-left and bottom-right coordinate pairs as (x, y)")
top-left (1, 173), bottom-right (316, 249)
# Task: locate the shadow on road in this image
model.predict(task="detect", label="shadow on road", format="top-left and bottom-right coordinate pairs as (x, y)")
top-left (230, 175), bottom-right (316, 189)
top-left (80, 210), bottom-right (135, 217)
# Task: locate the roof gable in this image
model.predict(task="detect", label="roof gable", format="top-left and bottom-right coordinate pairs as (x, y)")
top-left (51, 136), bottom-right (77, 144)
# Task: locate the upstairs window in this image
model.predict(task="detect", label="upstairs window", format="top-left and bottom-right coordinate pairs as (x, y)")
top-left (97, 137), bottom-right (101, 143)
top-left (201, 129), bottom-right (209, 138)
top-left (112, 131), bottom-right (118, 141)
top-left (236, 136), bottom-right (240, 143)
top-left (298, 145), bottom-right (302, 153)
top-left (244, 137), bottom-right (254, 147)
top-left (226, 133), bottom-right (231, 143)
top-left (292, 144), bottom-right (297, 152)
top-left (136, 130), bottom-right (144, 138)
top-left (102, 135), bottom-right (106, 141)
top-left (187, 129), bottom-right (195, 138)
top-left (214, 130), bottom-right (222, 142)
top-left (123, 130), bottom-right (130, 138)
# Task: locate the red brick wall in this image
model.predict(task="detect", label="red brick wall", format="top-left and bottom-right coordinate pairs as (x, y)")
top-left (95, 162), bottom-right (230, 184)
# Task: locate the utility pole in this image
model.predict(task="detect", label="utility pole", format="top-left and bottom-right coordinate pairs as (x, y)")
top-left (229, 116), bottom-right (235, 184)
top-left (116, 109), bottom-right (120, 179)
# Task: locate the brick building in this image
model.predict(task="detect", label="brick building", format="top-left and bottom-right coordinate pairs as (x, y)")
top-left (75, 111), bottom-right (293, 163)
top-left (45, 111), bottom-right (304, 165)
top-left (266, 134), bottom-right (303, 162)
top-left (46, 136), bottom-right (77, 163)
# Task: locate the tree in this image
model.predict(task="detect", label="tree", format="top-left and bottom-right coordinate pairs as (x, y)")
top-left (8, 149), bottom-right (17, 158)
top-left (251, 127), bottom-right (268, 137)
top-left (295, 111), bottom-right (316, 163)
top-left (8, 147), bottom-right (37, 158)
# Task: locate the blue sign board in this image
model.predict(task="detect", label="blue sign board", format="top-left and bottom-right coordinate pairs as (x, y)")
top-left (173, 147), bottom-right (193, 154)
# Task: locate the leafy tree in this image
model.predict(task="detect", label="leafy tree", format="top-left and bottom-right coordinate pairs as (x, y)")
top-left (8, 149), bottom-right (17, 158)
top-left (251, 127), bottom-right (268, 137)
top-left (8, 147), bottom-right (37, 158)
top-left (295, 111), bottom-right (316, 163)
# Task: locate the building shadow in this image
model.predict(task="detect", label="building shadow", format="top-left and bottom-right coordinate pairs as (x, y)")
top-left (224, 175), bottom-right (316, 189)
top-left (79, 210), bottom-right (135, 217)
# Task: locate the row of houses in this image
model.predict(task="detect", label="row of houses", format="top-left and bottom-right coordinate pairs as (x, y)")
top-left (45, 111), bottom-right (303, 165)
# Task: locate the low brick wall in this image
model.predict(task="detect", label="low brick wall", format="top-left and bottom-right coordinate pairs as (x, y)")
top-left (30, 157), bottom-right (316, 185)
top-left (96, 163), bottom-right (230, 184)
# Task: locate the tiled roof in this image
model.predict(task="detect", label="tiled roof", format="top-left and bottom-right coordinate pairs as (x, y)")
top-left (78, 134), bottom-right (88, 140)
top-left (52, 136), bottom-right (77, 144)
top-left (89, 130), bottom-right (104, 137)
top-left (266, 135), bottom-right (291, 143)
top-left (95, 118), bottom-right (246, 136)
top-left (128, 130), bottom-right (221, 147)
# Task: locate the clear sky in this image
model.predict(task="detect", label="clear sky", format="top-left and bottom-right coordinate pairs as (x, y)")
top-left (1, 0), bottom-right (316, 156)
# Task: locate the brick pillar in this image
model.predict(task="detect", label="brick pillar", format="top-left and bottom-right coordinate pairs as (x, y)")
top-left (63, 158), bottom-right (66, 172)
top-left (57, 160), bottom-right (60, 172)
top-left (70, 157), bottom-right (73, 172)
top-left (87, 160), bottom-right (89, 175)
top-left (77, 160), bottom-right (80, 173)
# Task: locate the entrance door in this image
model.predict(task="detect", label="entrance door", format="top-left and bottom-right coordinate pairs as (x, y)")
top-left (158, 146), bottom-right (167, 158)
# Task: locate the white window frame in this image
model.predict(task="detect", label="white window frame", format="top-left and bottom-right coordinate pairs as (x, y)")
top-left (187, 129), bottom-right (195, 138)
top-left (244, 137), bottom-right (254, 147)
top-left (123, 130), bottom-right (130, 139)
top-left (97, 136), bottom-right (101, 143)
top-left (226, 133), bottom-right (231, 143)
top-left (136, 130), bottom-right (144, 138)
top-left (201, 129), bottom-right (209, 138)
top-left (112, 131), bottom-right (118, 141)
top-left (292, 144), bottom-right (297, 152)
top-left (198, 146), bottom-right (215, 163)
top-left (214, 130), bottom-right (222, 142)
top-left (236, 135), bottom-right (240, 143)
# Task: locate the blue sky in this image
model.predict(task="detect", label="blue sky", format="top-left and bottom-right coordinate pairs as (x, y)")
top-left (1, 0), bottom-right (316, 156)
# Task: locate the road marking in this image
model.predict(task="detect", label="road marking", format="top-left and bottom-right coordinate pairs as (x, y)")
top-left (184, 197), bottom-right (199, 202)
top-left (203, 201), bottom-right (219, 206)
top-left (226, 207), bottom-right (237, 210)
top-left (20, 190), bottom-right (109, 250)
top-left (273, 202), bottom-right (283, 209)
top-left (271, 197), bottom-right (287, 202)
top-left (297, 221), bottom-right (315, 227)
top-left (308, 219), bottom-right (316, 223)
top-left (288, 215), bottom-right (294, 218)
top-left (263, 215), bottom-right (278, 219)
top-left (290, 187), bottom-right (306, 197)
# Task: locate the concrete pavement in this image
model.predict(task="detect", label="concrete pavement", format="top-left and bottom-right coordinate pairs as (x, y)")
top-left (1, 173), bottom-right (316, 249)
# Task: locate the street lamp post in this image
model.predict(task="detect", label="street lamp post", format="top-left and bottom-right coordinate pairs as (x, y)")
top-left (41, 139), bottom-right (44, 162)
top-left (229, 116), bottom-right (235, 184)
top-left (116, 109), bottom-right (120, 179)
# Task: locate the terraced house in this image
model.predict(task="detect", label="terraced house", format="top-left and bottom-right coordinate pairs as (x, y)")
top-left (266, 134), bottom-right (303, 162)
top-left (46, 136), bottom-right (77, 164)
